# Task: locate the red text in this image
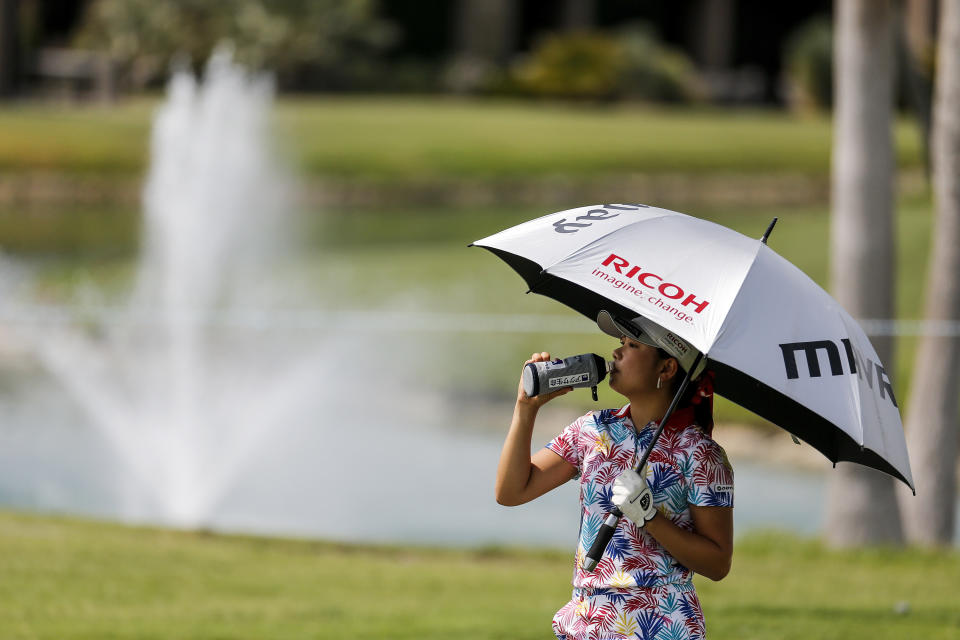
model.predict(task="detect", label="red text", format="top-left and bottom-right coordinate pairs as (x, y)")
top-left (601, 253), bottom-right (710, 314)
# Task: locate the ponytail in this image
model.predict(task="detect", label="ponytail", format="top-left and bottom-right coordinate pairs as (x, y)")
top-left (656, 349), bottom-right (715, 435)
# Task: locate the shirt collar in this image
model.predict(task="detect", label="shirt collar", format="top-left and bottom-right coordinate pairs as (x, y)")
top-left (615, 404), bottom-right (696, 431)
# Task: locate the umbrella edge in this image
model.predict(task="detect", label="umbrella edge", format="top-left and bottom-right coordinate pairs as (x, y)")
top-left (711, 360), bottom-right (915, 492)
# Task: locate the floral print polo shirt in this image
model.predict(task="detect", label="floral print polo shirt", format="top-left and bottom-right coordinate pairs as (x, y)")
top-left (545, 404), bottom-right (734, 589)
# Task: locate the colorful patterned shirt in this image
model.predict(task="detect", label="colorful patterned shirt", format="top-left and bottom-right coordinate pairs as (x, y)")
top-left (545, 405), bottom-right (734, 589)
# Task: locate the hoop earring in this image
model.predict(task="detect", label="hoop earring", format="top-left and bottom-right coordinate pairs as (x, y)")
top-left (656, 376), bottom-right (662, 390)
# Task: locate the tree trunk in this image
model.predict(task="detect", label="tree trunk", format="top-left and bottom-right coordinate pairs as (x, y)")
top-left (825, 0), bottom-right (904, 547)
top-left (688, 0), bottom-right (735, 73)
top-left (447, 0), bottom-right (516, 93)
top-left (453, 0), bottom-right (515, 65)
top-left (905, 0), bottom-right (938, 61)
top-left (901, 0), bottom-right (938, 180)
top-left (0, 0), bottom-right (19, 99)
top-left (561, 0), bottom-right (596, 32)
top-left (899, 0), bottom-right (960, 546)
top-left (686, 0), bottom-right (737, 103)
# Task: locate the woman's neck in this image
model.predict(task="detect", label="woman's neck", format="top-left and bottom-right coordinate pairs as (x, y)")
top-left (626, 392), bottom-right (673, 428)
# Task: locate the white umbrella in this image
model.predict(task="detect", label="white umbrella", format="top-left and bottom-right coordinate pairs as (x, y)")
top-left (472, 203), bottom-right (914, 490)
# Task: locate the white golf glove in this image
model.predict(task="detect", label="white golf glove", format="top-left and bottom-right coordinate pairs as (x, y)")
top-left (612, 467), bottom-right (656, 525)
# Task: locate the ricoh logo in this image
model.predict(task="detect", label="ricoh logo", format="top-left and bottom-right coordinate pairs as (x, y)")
top-left (779, 339), bottom-right (898, 407)
top-left (552, 204), bottom-right (649, 234)
top-left (663, 332), bottom-right (689, 356)
top-left (595, 253), bottom-right (710, 316)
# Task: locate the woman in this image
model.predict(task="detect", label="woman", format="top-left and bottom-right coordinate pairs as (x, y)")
top-left (495, 311), bottom-right (734, 640)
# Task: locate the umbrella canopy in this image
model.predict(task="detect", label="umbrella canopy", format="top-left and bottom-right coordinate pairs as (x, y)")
top-left (472, 203), bottom-right (914, 491)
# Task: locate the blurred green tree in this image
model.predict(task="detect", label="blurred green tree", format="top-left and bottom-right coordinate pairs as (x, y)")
top-left (783, 16), bottom-right (833, 114)
top-left (73, 0), bottom-right (397, 90)
top-left (510, 26), bottom-right (701, 103)
top-left (616, 24), bottom-right (704, 103)
top-left (511, 31), bottom-right (624, 101)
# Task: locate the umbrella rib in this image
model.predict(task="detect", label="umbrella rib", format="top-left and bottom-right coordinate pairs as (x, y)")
top-left (692, 238), bottom-right (765, 354)
top-left (536, 209), bottom-right (679, 275)
top-left (523, 210), bottom-right (678, 293)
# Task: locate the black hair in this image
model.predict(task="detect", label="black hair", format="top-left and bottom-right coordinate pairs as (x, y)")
top-left (656, 347), bottom-right (711, 429)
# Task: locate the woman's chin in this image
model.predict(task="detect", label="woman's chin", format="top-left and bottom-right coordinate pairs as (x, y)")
top-left (609, 378), bottom-right (640, 398)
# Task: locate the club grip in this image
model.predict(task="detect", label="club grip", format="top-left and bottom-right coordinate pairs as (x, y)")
top-left (582, 508), bottom-right (622, 572)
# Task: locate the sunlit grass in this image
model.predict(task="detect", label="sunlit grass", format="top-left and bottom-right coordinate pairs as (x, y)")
top-left (272, 97), bottom-right (923, 177)
top-left (0, 511), bottom-right (956, 639)
top-left (0, 100), bottom-right (153, 173)
top-left (0, 96), bottom-right (924, 176)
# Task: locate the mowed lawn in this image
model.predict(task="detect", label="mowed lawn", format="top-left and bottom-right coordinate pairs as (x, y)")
top-left (0, 511), bottom-right (957, 639)
top-left (0, 96), bottom-right (923, 177)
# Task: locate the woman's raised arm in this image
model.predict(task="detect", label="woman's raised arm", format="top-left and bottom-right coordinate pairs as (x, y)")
top-left (495, 352), bottom-right (577, 506)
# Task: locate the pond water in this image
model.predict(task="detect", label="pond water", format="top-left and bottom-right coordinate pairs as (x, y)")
top-left (5, 349), bottom-right (949, 551)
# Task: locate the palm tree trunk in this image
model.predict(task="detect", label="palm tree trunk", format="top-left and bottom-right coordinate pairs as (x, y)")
top-left (899, 0), bottom-right (960, 546)
top-left (825, 0), bottom-right (904, 546)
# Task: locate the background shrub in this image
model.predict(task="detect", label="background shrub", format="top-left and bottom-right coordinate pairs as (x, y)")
top-left (510, 26), bottom-right (702, 103)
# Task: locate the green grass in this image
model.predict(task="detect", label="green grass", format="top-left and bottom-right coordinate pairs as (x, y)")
top-left (0, 97), bottom-right (924, 177)
top-left (0, 101), bottom-right (153, 174)
top-left (0, 511), bottom-right (957, 639)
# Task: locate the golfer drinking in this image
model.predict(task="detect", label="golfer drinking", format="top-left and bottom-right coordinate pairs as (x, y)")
top-left (496, 311), bottom-right (734, 639)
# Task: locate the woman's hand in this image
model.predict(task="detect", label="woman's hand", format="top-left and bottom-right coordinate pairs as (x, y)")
top-left (516, 351), bottom-right (573, 410)
top-left (612, 467), bottom-right (657, 525)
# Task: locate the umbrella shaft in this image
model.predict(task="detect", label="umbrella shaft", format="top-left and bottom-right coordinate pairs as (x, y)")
top-left (634, 353), bottom-right (704, 473)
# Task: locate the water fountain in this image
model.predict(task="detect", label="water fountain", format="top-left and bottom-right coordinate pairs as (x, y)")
top-left (0, 48), bottom-right (571, 545)
top-left (22, 48), bottom-right (321, 528)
